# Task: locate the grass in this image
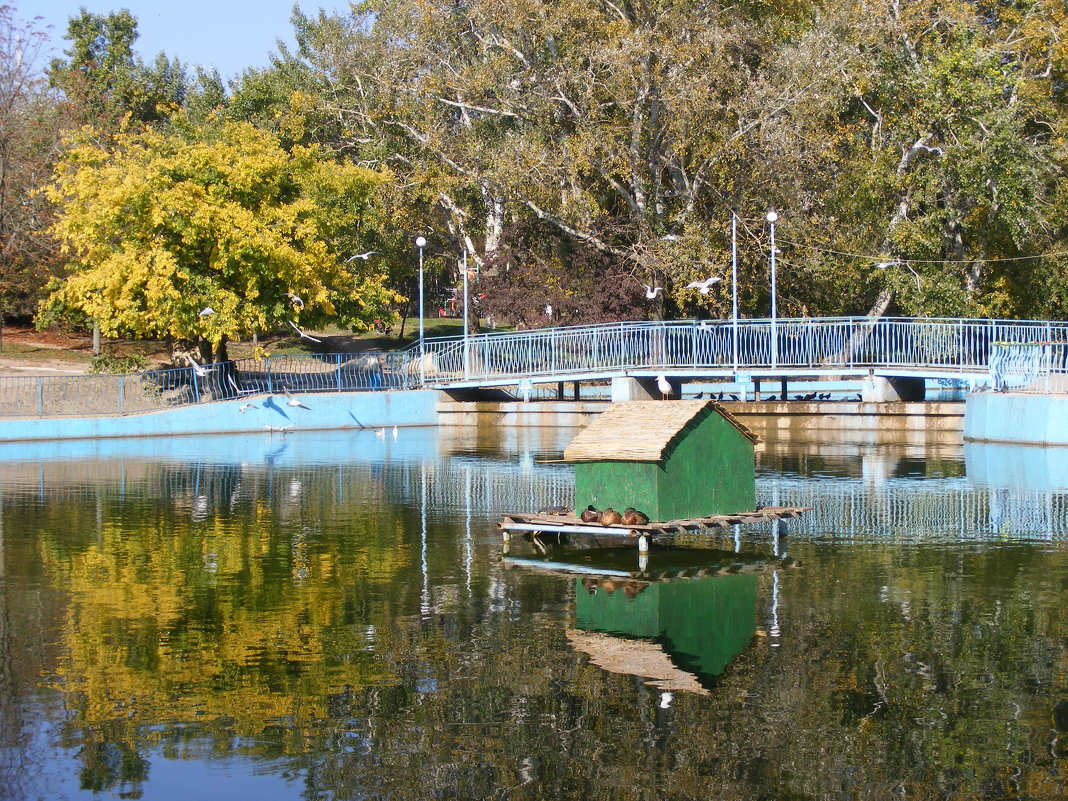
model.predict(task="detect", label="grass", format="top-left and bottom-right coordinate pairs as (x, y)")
top-left (0, 340), bottom-right (95, 365)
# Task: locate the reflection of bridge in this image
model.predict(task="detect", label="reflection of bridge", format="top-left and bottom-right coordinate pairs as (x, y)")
top-left (408, 316), bottom-right (1068, 390)
top-left (760, 477), bottom-right (1068, 540)
top-left (7, 448), bottom-right (1064, 540)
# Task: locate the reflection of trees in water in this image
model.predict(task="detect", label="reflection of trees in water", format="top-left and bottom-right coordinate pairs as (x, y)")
top-left (1, 456), bottom-right (1067, 798)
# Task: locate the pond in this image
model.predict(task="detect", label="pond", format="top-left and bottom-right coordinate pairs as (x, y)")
top-left (0, 426), bottom-right (1066, 800)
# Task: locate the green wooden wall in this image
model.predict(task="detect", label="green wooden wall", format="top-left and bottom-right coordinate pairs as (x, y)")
top-left (574, 408), bottom-right (755, 521)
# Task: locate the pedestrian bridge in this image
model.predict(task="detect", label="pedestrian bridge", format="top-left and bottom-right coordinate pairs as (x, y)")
top-left (406, 316), bottom-right (1068, 394)
top-left (1, 316), bottom-right (1065, 419)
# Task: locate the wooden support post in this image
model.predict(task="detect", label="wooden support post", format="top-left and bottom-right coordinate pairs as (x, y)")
top-left (780, 377), bottom-right (788, 401)
top-left (754, 377), bottom-right (761, 401)
top-left (557, 381), bottom-right (564, 400)
top-left (573, 382), bottom-right (580, 400)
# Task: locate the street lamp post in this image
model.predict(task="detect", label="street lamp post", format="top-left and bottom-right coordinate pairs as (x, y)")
top-left (766, 210), bottom-right (778, 369)
top-left (731, 212), bottom-right (739, 372)
top-left (416, 236), bottom-right (427, 383)
top-left (462, 250), bottom-right (470, 378)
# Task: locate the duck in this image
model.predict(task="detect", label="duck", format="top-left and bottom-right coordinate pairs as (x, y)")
top-left (600, 508), bottom-right (622, 526)
top-left (621, 508), bottom-right (649, 526)
top-left (580, 505), bottom-right (601, 523)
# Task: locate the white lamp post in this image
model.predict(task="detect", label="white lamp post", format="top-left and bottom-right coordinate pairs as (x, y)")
top-left (462, 250), bottom-right (470, 378)
top-left (731, 212), bottom-right (739, 372)
top-left (766, 210), bottom-right (778, 368)
top-left (416, 236), bottom-right (427, 382)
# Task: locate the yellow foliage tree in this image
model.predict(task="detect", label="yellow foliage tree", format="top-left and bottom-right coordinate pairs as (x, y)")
top-left (45, 115), bottom-right (400, 360)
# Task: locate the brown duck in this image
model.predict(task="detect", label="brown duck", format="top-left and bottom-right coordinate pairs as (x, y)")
top-left (621, 508), bottom-right (649, 526)
top-left (600, 508), bottom-right (622, 526)
top-left (580, 505), bottom-right (601, 523)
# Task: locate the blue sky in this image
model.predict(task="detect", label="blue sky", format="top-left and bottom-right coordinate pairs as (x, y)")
top-left (25, 1), bottom-right (345, 81)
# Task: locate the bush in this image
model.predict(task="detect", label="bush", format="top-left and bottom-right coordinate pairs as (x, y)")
top-left (89, 352), bottom-right (148, 374)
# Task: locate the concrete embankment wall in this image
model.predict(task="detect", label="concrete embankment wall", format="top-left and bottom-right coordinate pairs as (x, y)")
top-left (437, 397), bottom-right (965, 438)
top-left (0, 390), bottom-right (967, 443)
top-left (0, 390), bottom-right (439, 442)
top-left (964, 392), bottom-right (1068, 445)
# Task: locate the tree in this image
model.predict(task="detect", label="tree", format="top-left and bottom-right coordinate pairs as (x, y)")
top-left (47, 9), bottom-right (183, 129)
top-left (254, 0), bottom-right (1068, 324)
top-left (45, 114), bottom-right (398, 361)
top-left (0, 5), bottom-right (63, 348)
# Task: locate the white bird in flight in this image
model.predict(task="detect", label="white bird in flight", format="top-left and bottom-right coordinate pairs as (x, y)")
top-left (288, 320), bottom-right (322, 343)
top-left (183, 353), bottom-right (210, 377)
top-left (685, 276), bottom-right (722, 294)
top-left (228, 374), bottom-right (255, 395)
top-left (285, 292), bottom-right (304, 310)
top-left (282, 385), bottom-right (311, 410)
top-left (198, 307), bottom-right (214, 317)
top-left (238, 403), bottom-right (256, 413)
top-left (645, 285), bottom-right (663, 299)
top-left (347, 251), bottom-right (378, 262)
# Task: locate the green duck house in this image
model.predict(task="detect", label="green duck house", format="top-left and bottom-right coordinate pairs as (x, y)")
top-left (563, 400), bottom-right (759, 522)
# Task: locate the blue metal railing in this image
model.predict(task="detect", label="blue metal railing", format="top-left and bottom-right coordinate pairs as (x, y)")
top-left (403, 317), bottom-right (1068, 386)
top-left (3, 317), bottom-right (1066, 417)
top-left (0, 350), bottom-right (416, 418)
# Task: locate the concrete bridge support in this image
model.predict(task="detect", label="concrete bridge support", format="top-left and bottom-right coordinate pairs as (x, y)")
top-left (862, 375), bottom-right (926, 403)
top-left (611, 376), bottom-right (682, 402)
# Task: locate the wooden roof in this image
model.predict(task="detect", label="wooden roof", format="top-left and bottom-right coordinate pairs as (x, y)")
top-left (562, 400), bottom-right (758, 463)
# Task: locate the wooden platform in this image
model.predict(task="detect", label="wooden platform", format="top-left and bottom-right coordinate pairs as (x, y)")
top-left (498, 506), bottom-right (810, 540)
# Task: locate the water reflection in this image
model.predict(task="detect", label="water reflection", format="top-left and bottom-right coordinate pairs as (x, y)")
top-left (0, 428), bottom-right (1067, 800)
top-left (503, 542), bottom-right (775, 694)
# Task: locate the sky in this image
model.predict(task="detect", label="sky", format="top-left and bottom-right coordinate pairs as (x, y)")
top-left (24, 0), bottom-right (345, 81)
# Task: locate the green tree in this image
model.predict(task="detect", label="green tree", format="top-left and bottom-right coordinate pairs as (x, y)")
top-left (45, 114), bottom-right (398, 361)
top-left (285, 0), bottom-right (1068, 323)
top-left (0, 5), bottom-right (63, 346)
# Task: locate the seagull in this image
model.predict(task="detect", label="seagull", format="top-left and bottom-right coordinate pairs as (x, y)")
top-left (644, 285), bottom-right (663, 299)
top-left (238, 403), bottom-right (256, 413)
top-left (347, 251), bottom-right (378, 262)
top-left (392, 425), bottom-right (398, 438)
top-left (685, 276), bottom-right (722, 294)
top-left (656, 374), bottom-right (672, 400)
top-left (227, 374), bottom-right (255, 395)
top-left (545, 304), bottom-right (553, 317)
top-left (198, 307), bottom-right (215, 317)
top-left (285, 292), bottom-right (304, 310)
top-left (375, 428), bottom-right (386, 438)
top-left (282, 385), bottom-right (311, 410)
top-left (263, 424), bottom-right (292, 433)
top-left (183, 353), bottom-right (210, 377)
top-left (916, 144), bottom-right (943, 155)
top-left (288, 320), bottom-right (322, 343)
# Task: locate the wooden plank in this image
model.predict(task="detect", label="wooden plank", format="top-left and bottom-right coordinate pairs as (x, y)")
top-left (500, 505), bottom-right (811, 537)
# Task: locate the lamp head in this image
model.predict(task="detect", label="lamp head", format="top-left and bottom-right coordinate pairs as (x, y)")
top-left (415, 236), bottom-right (427, 248)
top-left (766, 210), bottom-right (778, 224)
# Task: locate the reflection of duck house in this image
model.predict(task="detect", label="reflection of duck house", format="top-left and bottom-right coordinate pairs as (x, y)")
top-left (565, 399), bottom-right (758, 520)
top-left (571, 571), bottom-right (758, 694)
top-left (504, 546), bottom-right (794, 694)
